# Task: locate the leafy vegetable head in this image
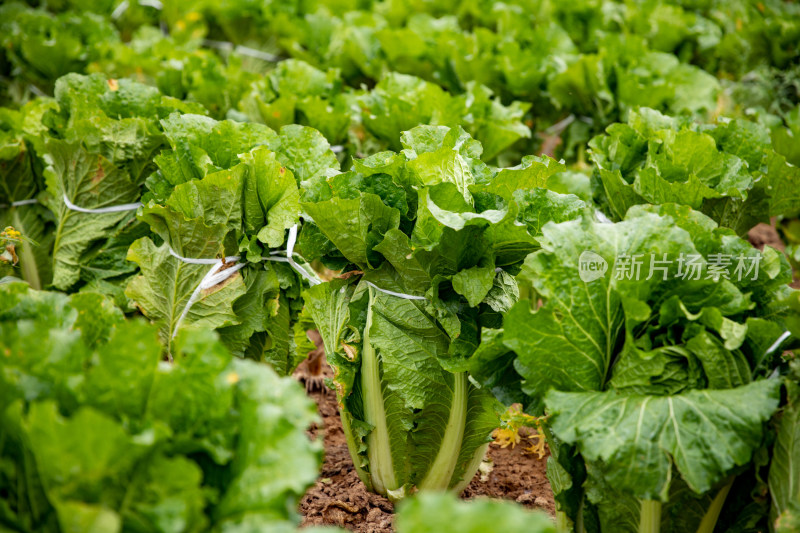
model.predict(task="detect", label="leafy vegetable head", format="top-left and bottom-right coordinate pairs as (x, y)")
top-left (590, 108), bottom-right (800, 235)
top-left (0, 282), bottom-right (322, 532)
top-left (496, 204), bottom-right (797, 530)
top-left (128, 113), bottom-right (339, 368)
top-left (302, 125), bottom-right (590, 498)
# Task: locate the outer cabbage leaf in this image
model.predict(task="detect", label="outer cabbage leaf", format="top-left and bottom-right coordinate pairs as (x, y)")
top-left (303, 281), bottom-right (499, 498)
top-left (44, 139), bottom-right (140, 290)
top-left (769, 381), bottom-right (800, 528)
top-left (546, 380), bottom-right (781, 499)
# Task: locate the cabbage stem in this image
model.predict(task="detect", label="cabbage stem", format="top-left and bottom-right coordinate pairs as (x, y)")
top-left (639, 500), bottom-right (661, 533)
top-left (12, 209), bottom-right (41, 290)
top-left (695, 481), bottom-right (733, 533)
top-left (555, 510), bottom-right (570, 533)
top-left (363, 287), bottom-right (397, 494)
top-left (419, 371), bottom-right (468, 490)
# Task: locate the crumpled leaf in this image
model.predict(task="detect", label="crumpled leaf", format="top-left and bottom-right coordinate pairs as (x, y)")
top-left (240, 148), bottom-right (300, 249)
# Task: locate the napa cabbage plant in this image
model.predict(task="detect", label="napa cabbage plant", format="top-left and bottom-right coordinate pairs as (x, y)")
top-left (126, 113), bottom-right (338, 370)
top-left (489, 204), bottom-right (799, 532)
top-left (301, 125), bottom-right (589, 499)
top-left (0, 73), bottom-right (204, 299)
top-left (589, 108), bottom-right (800, 236)
top-left (0, 282), bottom-right (323, 532)
top-left (40, 73), bottom-right (206, 295)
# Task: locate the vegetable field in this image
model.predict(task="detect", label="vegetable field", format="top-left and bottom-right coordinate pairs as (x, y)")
top-left (1, 1), bottom-right (799, 532)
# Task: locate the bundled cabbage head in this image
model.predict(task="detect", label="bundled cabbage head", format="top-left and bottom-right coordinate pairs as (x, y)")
top-left (301, 124), bottom-right (589, 498)
top-left (482, 204), bottom-right (800, 532)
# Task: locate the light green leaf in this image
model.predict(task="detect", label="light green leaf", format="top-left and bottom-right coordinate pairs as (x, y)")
top-left (407, 144), bottom-right (474, 204)
top-left (214, 358), bottom-right (322, 524)
top-left (239, 147), bottom-right (300, 248)
top-left (270, 124), bottom-right (339, 184)
top-left (452, 263), bottom-right (496, 307)
top-left (482, 155), bottom-right (565, 200)
top-left (158, 113), bottom-right (277, 184)
top-left (303, 194), bottom-right (400, 269)
top-left (55, 502), bottom-right (121, 533)
top-left (395, 492), bottom-right (555, 533)
top-left (685, 329), bottom-right (751, 389)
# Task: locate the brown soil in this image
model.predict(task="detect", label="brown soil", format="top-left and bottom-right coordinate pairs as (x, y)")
top-left (295, 362), bottom-right (554, 532)
top-left (748, 222), bottom-right (785, 252)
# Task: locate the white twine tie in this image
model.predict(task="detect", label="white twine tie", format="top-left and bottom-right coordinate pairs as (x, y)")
top-left (3, 195), bottom-right (142, 213)
top-left (168, 224), bottom-right (324, 346)
top-left (169, 253), bottom-right (247, 347)
top-left (202, 40), bottom-right (282, 62)
top-left (284, 224), bottom-right (321, 286)
top-left (365, 281), bottom-right (426, 300)
top-left (112, 0), bottom-right (162, 20)
top-left (594, 210), bottom-right (612, 224)
top-left (765, 330), bottom-right (792, 355)
top-left (63, 194), bottom-right (142, 214)
top-left (0, 199), bottom-right (39, 208)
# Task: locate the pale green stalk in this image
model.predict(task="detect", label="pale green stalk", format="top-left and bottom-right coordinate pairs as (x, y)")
top-left (555, 510), bottom-right (571, 533)
top-left (696, 481), bottom-right (733, 533)
top-left (639, 500), bottom-right (662, 533)
top-left (362, 287), bottom-right (397, 494)
top-left (12, 209), bottom-right (41, 290)
top-left (419, 371), bottom-right (468, 490)
top-left (450, 441), bottom-right (490, 494)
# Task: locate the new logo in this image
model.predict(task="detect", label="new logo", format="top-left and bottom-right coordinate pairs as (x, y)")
top-left (578, 250), bottom-right (607, 282)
